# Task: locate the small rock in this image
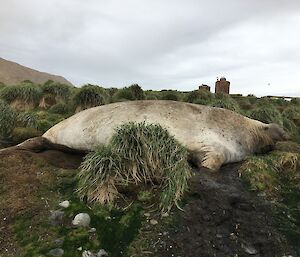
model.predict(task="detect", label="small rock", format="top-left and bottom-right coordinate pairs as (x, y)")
top-left (82, 250), bottom-right (95, 257)
top-left (59, 200), bottom-right (70, 208)
top-left (72, 213), bottom-right (91, 227)
top-left (241, 242), bottom-right (258, 255)
top-left (49, 211), bottom-right (64, 226)
top-left (150, 219), bottom-right (158, 225)
top-left (144, 212), bottom-right (151, 217)
top-left (53, 239), bottom-right (64, 246)
top-left (77, 247), bottom-right (83, 251)
top-left (161, 212), bottom-right (169, 217)
top-left (89, 227), bottom-right (97, 233)
top-left (96, 249), bottom-right (108, 257)
top-left (48, 248), bottom-right (64, 256)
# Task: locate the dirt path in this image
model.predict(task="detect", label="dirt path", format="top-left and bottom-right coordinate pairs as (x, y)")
top-left (149, 164), bottom-right (296, 257)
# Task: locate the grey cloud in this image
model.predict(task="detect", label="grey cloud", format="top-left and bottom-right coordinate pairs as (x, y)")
top-left (0, 0), bottom-right (300, 96)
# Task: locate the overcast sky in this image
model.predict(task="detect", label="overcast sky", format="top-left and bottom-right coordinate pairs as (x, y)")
top-left (1, 0), bottom-right (300, 96)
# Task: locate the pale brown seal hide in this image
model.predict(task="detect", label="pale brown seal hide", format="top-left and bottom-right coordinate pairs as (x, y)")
top-left (39, 100), bottom-right (287, 170)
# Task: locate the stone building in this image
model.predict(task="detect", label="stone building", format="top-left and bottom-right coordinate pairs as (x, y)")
top-left (215, 77), bottom-right (230, 94)
top-left (199, 84), bottom-right (211, 92)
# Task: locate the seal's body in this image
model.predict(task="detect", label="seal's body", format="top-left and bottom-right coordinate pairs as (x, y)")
top-left (2, 101), bottom-right (287, 170)
top-left (42, 101), bottom-right (286, 170)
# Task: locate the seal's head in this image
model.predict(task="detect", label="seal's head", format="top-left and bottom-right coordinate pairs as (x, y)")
top-left (264, 123), bottom-right (289, 141)
top-left (17, 136), bottom-right (51, 152)
top-left (255, 123), bottom-right (289, 153)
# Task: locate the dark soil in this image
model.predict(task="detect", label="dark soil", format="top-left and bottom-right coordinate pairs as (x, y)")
top-left (148, 164), bottom-right (297, 257)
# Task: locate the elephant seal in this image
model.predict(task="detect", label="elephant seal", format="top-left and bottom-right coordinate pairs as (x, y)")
top-left (1, 100), bottom-right (288, 170)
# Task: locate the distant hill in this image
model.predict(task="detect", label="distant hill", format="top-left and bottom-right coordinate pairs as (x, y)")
top-left (0, 57), bottom-right (73, 86)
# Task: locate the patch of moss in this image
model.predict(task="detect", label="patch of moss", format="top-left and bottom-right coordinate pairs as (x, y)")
top-left (11, 127), bottom-right (42, 143)
top-left (13, 168), bottom-right (144, 257)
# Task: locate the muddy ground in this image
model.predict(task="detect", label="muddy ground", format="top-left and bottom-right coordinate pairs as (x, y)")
top-left (0, 149), bottom-right (298, 257)
top-left (143, 164), bottom-right (297, 257)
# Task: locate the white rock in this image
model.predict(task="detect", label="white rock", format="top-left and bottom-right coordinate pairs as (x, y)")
top-left (59, 200), bottom-right (70, 208)
top-left (89, 227), bottom-right (97, 233)
top-left (72, 213), bottom-right (91, 227)
top-left (150, 219), bottom-right (158, 225)
top-left (96, 249), bottom-right (108, 257)
top-left (82, 250), bottom-right (95, 257)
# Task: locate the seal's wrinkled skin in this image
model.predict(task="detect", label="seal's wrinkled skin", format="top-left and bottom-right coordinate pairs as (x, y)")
top-left (2, 101), bottom-right (288, 170)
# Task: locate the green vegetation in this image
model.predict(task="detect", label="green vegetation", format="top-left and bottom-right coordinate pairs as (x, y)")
top-left (11, 127), bottom-right (41, 143)
top-left (185, 89), bottom-right (214, 103)
top-left (239, 148), bottom-right (300, 252)
top-left (16, 112), bottom-right (38, 128)
top-left (248, 104), bottom-right (282, 125)
top-left (73, 84), bottom-right (108, 111)
top-left (112, 84), bottom-right (145, 102)
top-left (0, 100), bottom-right (16, 139)
top-left (77, 122), bottom-right (191, 212)
top-left (0, 83), bottom-right (42, 110)
top-left (42, 81), bottom-right (71, 101)
top-left (48, 103), bottom-right (70, 115)
top-left (210, 94), bottom-right (240, 112)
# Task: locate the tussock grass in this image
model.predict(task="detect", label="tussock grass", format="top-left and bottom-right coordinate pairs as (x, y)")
top-left (112, 84), bottom-right (145, 102)
top-left (185, 89), bottom-right (213, 103)
top-left (239, 151), bottom-right (300, 196)
top-left (17, 112), bottom-right (38, 129)
top-left (48, 103), bottom-right (70, 115)
top-left (210, 95), bottom-right (240, 112)
top-left (0, 100), bottom-right (16, 138)
top-left (41, 82), bottom-right (71, 101)
top-left (248, 106), bottom-right (283, 125)
top-left (77, 122), bottom-right (191, 212)
top-left (73, 84), bottom-right (108, 111)
top-left (0, 84), bottom-right (42, 105)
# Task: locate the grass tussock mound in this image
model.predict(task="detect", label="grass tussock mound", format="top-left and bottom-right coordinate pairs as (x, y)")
top-left (0, 83), bottom-right (42, 110)
top-left (210, 94), bottom-right (240, 112)
top-left (73, 84), bottom-right (109, 112)
top-left (77, 122), bottom-right (191, 212)
top-left (248, 106), bottom-right (282, 125)
top-left (0, 100), bottom-right (16, 139)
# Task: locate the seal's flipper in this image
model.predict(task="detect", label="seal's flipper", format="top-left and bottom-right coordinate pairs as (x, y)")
top-left (189, 145), bottom-right (226, 171)
top-left (201, 151), bottom-right (225, 171)
top-left (0, 137), bottom-right (50, 153)
top-left (0, 137), bottom-right (87, 154)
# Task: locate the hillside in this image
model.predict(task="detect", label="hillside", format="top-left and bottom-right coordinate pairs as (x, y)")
top-left (0, 57), bottom-right (73, 86)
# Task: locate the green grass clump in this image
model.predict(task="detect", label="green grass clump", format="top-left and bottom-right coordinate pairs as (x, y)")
top-left (0, 82), bottom-right (6, 90)
top-left (210, 95), bottom-right (240, 112)
top-left (41, 81), bottom-right (71, 101)
top-left (49, 103), bottom-right (70, 115)
top-left (185, 89), bottom-right (213, 103)
top-left (0, 83), bottom-right (42, 106)
top-left (73, 84), bottom-right (108, 111)
top-left (248, 106), bottom-right (283, 125)
top-left (112, 84), bottom-right (145, 102)
top-left (239, 155), bottom-right (279, 194)
top-left (16, 112), bottom-right (38, 129)
top-left (0, 100), bottom-right (16, 139)
top-left (11, 127), bottom-right (42, 143)
top-left (77, 122), bottom-right (191, 212)
top-left (160, 90), bottom-right (181, 101)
